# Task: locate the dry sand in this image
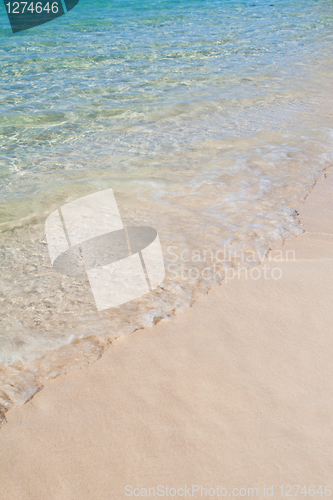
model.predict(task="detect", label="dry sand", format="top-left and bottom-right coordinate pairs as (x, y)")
top-left (1, 171), bottom-right (333, 500)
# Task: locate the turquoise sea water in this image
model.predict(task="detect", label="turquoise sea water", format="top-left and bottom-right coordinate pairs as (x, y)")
top-left (1, 0), bottom-right (333, 421)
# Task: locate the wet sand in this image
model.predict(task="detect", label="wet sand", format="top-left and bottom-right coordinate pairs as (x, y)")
top-left (0, 170), bottom-right (333, 500)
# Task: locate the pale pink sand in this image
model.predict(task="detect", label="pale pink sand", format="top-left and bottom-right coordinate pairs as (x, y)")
top-left (1, 172), bottom-right (333, 500)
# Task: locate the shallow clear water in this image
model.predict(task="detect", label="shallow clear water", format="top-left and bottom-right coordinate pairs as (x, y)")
top-left (1, 0), bottom-right (333, 421)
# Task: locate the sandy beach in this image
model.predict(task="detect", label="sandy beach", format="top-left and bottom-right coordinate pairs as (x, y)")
top-left (0, 169), bottom-right (333, 499)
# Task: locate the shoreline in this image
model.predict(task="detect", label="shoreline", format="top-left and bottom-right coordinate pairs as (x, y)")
top-left (0, 177), bottom-right (320, 427)
top-left (1, 168), bottom-right (333, 498)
